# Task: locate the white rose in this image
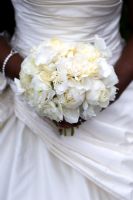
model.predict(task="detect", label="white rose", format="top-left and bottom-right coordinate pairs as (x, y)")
top-left (31, 76), bottom-right (50, 91)
top-left (68, 78), bottom-right (92, 91)
top-left (108, 86), bottom-right (117, 101)
top-left (34, 46), bottom-right (58, 65)
top-left (58, 88), bottom-right (85, 109)
top-left (94, 35), bottom-right (112, 58)
top-left (37, 101), bottom-right (63, 122)
top-left (20, 71), bottom-right (32, 89)
top-left (81, 105), bottom-right (101, 120)
top-left (21, 55), bottom-right (38, 75)
top-left (86, 80), bottom-right (108, 106)
top-left (103, 71), bottom-right (119, 87)
top-left (63, 107), bottom-right (79, 123)
top-left (30, 76), bottom-right (55, 102)
top-left (98, 89), bottom-right (110, 107)
top-left (97, 58), bottom-right (112, 78)
top-left (54, 82), bottom-right (68, 95)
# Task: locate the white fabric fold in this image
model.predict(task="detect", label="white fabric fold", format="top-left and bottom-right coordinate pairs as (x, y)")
top-left (0, 88), bottom-right (14, 128)
top-left (0, 73), bottom-right (7, 93)
top-left (14, 96), bottom-right (133, 200)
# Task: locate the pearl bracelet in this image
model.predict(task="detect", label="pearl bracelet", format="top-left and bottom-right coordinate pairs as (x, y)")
top-left (2, 49), bottom-right (18, 77)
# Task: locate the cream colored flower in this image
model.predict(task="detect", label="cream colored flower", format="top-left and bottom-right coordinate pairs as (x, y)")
top-left (16, 37), bottom-right (117, 123)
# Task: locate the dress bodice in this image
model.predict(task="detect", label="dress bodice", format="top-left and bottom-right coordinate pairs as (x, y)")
top-left (11, 0), bottom-right (123, 64)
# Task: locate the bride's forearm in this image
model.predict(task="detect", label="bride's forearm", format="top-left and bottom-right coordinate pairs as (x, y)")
top-left (115, 0), bottom-right (133, 99)
top-left (0, 36), bottom-right (23, 79)
top-left (115, 35), bottom-right (133, 99)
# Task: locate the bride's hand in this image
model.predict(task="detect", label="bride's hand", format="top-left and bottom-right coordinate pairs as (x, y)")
top-left (54, 118), bottom-right (85, 129)
top-left (0, 36), bottom-right (23, 79)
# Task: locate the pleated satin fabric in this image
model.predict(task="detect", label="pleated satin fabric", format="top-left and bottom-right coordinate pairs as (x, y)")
top-left (11, 0), bottom-right (123, 64)
top-left (1, 0), bottom-right (133, 200)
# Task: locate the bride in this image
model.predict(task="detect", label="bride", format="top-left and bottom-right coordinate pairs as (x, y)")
top-left (0, 0), bottom-right (133, 199)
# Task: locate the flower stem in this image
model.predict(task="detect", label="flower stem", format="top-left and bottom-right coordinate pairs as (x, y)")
top-left (71, 127), bottom-right (74, 136)
top-left (59, 129), bottom-right (63, 135)
top-left (64, 128), bottom-right (67, 136)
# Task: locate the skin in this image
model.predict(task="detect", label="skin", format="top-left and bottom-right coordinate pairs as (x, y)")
top-left (115, 0), bottom-right (133, 99)
top-left (0, 0), bottom-right (133, 128)
top-left (0, 37), bottom-right (23, 79)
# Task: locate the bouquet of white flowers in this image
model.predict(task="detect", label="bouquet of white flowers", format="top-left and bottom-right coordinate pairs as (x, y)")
top-left (15, 36), bottom-right (118, 135)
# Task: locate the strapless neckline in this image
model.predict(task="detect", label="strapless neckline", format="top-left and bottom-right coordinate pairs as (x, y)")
top-left (11, 0), bottom-right (123, 65)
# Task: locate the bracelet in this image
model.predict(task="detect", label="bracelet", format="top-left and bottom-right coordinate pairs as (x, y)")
top-left (2, 49), bottom-right (18, 77)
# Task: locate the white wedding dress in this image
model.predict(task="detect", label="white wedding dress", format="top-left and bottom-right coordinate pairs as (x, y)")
top-left (1, 0), bottom-right (133, 199)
